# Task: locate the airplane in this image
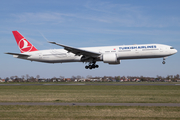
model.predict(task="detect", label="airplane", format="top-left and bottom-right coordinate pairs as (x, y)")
top-left (5, 31), bottom-right (177, 69)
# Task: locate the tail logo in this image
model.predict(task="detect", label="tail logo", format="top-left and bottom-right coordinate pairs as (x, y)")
top-left (18, 38), bottom-right (33, 52)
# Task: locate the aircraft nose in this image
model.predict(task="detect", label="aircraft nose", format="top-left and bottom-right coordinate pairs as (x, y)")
top-left (175, 49), bottom-right (178, 53)
top-left (173, 49), bottom-right (178, 54)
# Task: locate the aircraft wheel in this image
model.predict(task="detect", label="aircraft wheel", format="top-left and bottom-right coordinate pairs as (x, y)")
top-left (85, 64), bottom-right (99, 69)
top-left (162, 61), bottom-right (165, 64)
top-left (89, 65), bottom-right (92, 69)
top-left (85, 66), bottom-right (89, 69)
top-left (91, 64), bottom-right (95, 68)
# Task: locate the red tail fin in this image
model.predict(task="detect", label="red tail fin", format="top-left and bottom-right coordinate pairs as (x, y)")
top-left (12, 31), bottom-right (38, 53)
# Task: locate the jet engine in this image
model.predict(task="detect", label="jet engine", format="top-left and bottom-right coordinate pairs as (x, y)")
top-left (103, 53), bottom-right (120, 64)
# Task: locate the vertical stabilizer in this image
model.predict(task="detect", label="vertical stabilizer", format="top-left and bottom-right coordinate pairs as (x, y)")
top-left (12, 31), bottom-right (38, 53)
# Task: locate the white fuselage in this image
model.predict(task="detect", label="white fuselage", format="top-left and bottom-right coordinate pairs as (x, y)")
top-left (14, 44), bottom-right (177, 64)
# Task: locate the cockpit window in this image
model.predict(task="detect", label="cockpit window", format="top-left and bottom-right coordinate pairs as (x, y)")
top-left (170, 47), bottom-right (174, 49)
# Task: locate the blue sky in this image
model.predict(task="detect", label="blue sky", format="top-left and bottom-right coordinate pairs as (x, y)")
top-left (0, 0), bottom-right (179, 78)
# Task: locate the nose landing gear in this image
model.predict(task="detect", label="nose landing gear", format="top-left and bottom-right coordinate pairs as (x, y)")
top-left (162, 57), bottom-right (166, 64)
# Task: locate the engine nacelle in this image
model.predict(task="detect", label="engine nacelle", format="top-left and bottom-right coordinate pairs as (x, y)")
top-left (103, 53), bottom-right (120, 64)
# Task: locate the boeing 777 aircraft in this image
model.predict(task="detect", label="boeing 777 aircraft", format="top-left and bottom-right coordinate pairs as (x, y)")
top-left (5, 31), bottom-right (177, 69)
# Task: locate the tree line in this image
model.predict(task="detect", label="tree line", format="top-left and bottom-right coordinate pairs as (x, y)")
top-left (1, 74), bottom-right (180, 82)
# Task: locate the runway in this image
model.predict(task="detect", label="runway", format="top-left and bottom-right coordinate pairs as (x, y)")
top-left (0, 83), bottom-right (179, 86)
top-left (0, 102), bottom-right (180, 106)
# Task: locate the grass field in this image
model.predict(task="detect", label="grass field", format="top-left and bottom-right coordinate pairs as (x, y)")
top-left (0, 83), bottom-right (180, 119)
top-left (0, 85), bottom-right (180, 103)
top-left (0, 106), bottom-right (180, 120)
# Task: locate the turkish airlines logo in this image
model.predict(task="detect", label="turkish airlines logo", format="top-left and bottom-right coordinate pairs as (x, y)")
top-left (18, 38), bottom-right (33, 52)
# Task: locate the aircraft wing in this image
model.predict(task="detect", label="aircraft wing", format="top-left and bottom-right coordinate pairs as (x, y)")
top-left (5, 52), bottom-right (30, 57)
top-left (48, 42), bottom-right (101, 57)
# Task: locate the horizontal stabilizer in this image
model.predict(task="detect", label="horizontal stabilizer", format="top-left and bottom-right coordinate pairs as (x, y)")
top-left (5, 52), bottom-right (30, 57)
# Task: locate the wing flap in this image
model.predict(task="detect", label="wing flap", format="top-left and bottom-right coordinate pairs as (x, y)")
top-left (49, 42), bottom-right (101, 57)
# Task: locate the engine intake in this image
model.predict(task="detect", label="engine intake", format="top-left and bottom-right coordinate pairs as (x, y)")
top-left (103, 53), bottom-right (120, 64)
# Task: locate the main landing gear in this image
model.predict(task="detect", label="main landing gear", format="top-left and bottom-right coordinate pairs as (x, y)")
top-left (85, 62), bottom-right (99, 69)
top-left (162, 57), bottom-right (166, 64)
